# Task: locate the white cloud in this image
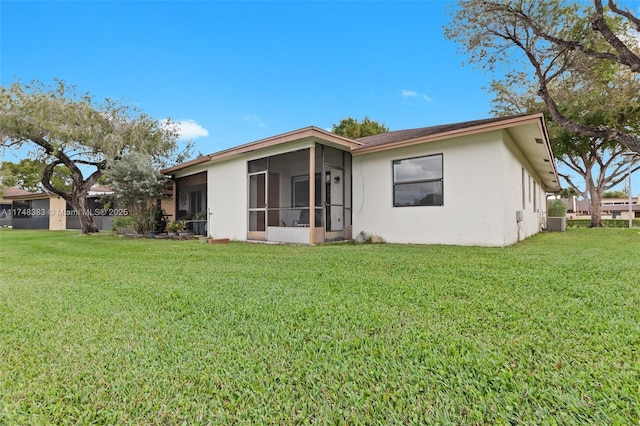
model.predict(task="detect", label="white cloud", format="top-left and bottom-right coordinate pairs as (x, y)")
top-left (161, 119), bottom-right (209, 140)
top-left (243, 114), bottom-right (268, 128)
top-left (402, 89), bottom-right (432, 102)
top-left (175, 119), bottom-right (209, 139)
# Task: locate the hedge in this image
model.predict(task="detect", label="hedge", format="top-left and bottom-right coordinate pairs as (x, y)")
top-left (567, 219), bottom-right (640, 228)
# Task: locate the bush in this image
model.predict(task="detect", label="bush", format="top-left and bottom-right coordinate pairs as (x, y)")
top-left (547, 199), bottom-right (568, 217)
top-left (567, 219), bottom-right (640, 228)
top-left (112, 216), bottom-right (137, 235)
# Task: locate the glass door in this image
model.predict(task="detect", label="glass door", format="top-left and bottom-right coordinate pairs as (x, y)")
top-left (248, 171), bottom-right (267, 240)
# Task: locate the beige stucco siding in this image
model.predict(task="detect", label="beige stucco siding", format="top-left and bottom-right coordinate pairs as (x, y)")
top-left (353, 131), bottom-right (523, 246)
top-left (48, 196), bottom-right (67, 230)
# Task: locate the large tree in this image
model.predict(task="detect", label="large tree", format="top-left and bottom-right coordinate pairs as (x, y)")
top-left (331, 116), bottom-right (389, 139)
top-left (488, 63), bottom-right (640, 226)
top-left (445, 0), bottom-right (640, 154)
top-left (0, 80), bottom-right (184, 233)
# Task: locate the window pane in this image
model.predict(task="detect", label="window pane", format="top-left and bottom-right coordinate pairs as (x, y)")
top-left (394, 181), bottom-right (443, 207)
top-left (394, 155), bottom-right (442, 183)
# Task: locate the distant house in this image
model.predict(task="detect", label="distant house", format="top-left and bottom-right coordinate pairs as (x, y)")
top-left (563, 195), bottom-right (640, 219)
top-left (162, 113), bottom-right (560, 246)
top-left (0, 186), bottom-right (117, 230)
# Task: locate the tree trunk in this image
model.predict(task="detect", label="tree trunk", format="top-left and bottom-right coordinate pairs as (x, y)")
top-left (72, 193), bottom-right (100, 234)
top-left (585, 173), bottom-right (604, 228)
top-left (40, 153), bottom-right (103, 235)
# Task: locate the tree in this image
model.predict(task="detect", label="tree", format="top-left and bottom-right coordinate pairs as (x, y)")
top-left (603, 190), bottom-right (627, 198)
top-left (0, 80), bottom-right (185, 233)
top-left (0, 159), bottom-right (72, 193)
top-left (104, 153), bottom-right (167, 234)
top-left (488, 68), bottom-right (640, 227)
top-left (331, 116), bottom-right (389, 139)
top-left (445, 0), bottom-right (640, 154)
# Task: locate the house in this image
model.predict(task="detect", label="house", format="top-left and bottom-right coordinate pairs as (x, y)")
top-left (563, 195), bottom-right (640, 219)
top-left (0, 187), bottom-right (67, 230)
top-left (162, 113), bottom-right (560, 246)
top-left (0, 186), bottom-right (118, 230)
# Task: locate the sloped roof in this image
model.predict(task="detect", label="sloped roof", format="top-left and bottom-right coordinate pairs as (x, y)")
top-left (2, 187), bottom-right (32, 198)
top-left (163, 126), bottom-right (360, 174)
top-left (161, 113), bottom-right (560, 192)
top-left (355, 116), bottom-right (512, 149)
top-left (352, 113), bottom-right (560, 192)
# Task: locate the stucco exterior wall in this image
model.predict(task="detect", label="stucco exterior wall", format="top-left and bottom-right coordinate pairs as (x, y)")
top-left (205, 140), bottom-right (317, 241)
top-left (352, 131), bottom-right (529, 246)
top-left (48, 196), bottom-right (67, 230)
top-left (501, 131), bottom-right (546, 245)
top-left (208, 159), bottom-right (247, 240)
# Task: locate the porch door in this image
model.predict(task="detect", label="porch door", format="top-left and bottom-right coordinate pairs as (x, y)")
top-left (248, 171), bottom-right (267, 240)
top-left (325, 166), bottom-right (344, 234)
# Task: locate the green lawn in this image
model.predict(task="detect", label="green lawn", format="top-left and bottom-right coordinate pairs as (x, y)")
top-left (1, 229), bottom-right (639, 424)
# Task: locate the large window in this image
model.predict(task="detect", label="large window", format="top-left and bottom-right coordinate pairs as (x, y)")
top-left (393, 154), bottom-right (443, 207)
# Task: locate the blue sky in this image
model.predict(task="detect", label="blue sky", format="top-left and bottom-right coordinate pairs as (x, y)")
top-left (1, 0), bottom-right (638, 194)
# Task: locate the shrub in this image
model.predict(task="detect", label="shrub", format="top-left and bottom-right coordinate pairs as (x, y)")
top-left (112, 216), bottom-right (137, 235)
top-left (567, 219), bottom-right (640, 228)
top-left (547, 199), bottom-right (568, 217)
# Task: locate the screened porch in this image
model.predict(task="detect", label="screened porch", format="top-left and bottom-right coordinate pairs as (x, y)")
top-left (247, 144), bottom-right (352, 244)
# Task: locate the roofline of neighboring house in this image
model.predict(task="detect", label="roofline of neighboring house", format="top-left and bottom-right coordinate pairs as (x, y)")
top-left (2, 192), bottom-right (60, 201)
top-left (162, 126), bottom-right (362, 175)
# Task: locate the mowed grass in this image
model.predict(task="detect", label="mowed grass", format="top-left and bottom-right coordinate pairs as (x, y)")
top-left (0, 229), bottom-right (639, 424)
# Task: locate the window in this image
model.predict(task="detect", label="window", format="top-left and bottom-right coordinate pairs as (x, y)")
top-left (393, 154), bottom-right (443, 207)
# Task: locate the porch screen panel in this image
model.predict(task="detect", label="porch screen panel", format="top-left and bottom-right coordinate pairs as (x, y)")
top-left (249, 173), bottom-right (267, 232)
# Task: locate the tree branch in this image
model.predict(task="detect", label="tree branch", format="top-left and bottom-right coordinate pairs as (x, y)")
top-left (592, 0), bottom-right (640, 72)
top-left (608, 0), bottom-right (640, 31)
top-left (42, 160), bottom-right (72, 201)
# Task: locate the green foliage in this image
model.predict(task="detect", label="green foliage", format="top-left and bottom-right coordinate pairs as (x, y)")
top-left (1, 229), bottom-right (639, 424)
top-left (445, 0), bottom-right (640, 153)
top-left (166, 220), bottom-right (186, 232)
top-left (331, 116), bottom-right (389, 139)
top-left (0, 80), bottom-right (185, 233)
top-left (547, 199), bottom-right (568, 217)
top-left (104, 152), bottom-right (167, 234)
top-left (0, 159), bottom-right (72, 193)
top-left (105, 153), bottom-right (167, 206)
top-left (112, 216), bottom-right (137, 235)
top-left (568, 218), bottom-right (640, 228)
top-left (603, 190), bottom-right (628, 198)
top-left (478, 10), bottom-right (640, 227)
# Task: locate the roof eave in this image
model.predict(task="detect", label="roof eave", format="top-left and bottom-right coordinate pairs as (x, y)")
top-left (162, 126), bottom-right (361, 175)
top-left (352, 114), bottom-right (547, 155)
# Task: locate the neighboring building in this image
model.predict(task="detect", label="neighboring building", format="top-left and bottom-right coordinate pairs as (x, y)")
top-left (0, 186), bottom-right (118, 231)
top-left (162, 113), bottom-right (560, 246)
top-left (1, 187), bottom-right (67, 230)
top-left (563, 195), bottom-right (640, 219)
